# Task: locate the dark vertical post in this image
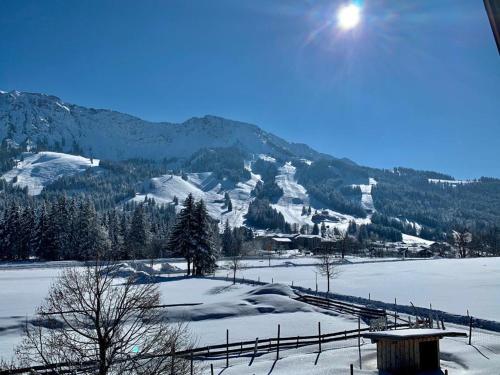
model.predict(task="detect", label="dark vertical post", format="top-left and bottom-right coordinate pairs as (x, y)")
top-left (252, 337), bottom-right (259, 362)
top-left (210, 363), bottom-right (214, 375)
top-left (318, 322), bottom-right (322, 353)
top-left (358, 316), bottom-right (362, 369)
top-left (226, 329), bottom-right (229, 367)
top-left (469, 316), bottom-right (473, 345)
top-left (170, 342), bottom-right (175, 375)
top-left (190, 351), bottom-right (194, 375)
top-left (350, 363), bottom-right (354, 375)
top-left (394, 298), bottom-right (397, 329)
top-left (276, 324), bottom-right (281, 360)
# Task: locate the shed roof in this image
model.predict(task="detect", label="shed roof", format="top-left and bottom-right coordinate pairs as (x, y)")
top-left (363, 329), bottom-right (467, 341)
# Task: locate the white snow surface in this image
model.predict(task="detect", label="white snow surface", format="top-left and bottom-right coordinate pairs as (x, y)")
top-left (402, 233), bottom-right (435, 246)
top-left (429, 178), bottom-right (475, 186)
top-left (271, 162), bottom-right (313, 227)
top-left (1, 263), bottom-right (499, 373)
top-left (217, 257), bottom-right (500, 322)
top-left (352, 177), bottom-right (377, 213)
top-left (1, 151), bottom-right (99, 195)
top-left (131, 172), bottom-right (260, 228)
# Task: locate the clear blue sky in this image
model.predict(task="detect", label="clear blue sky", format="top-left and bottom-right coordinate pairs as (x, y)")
top-left (1, 0), bottom-right (498, 179)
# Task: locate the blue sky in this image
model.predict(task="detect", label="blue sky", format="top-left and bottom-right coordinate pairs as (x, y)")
top-left (1, 0), bottom-right (498, 178)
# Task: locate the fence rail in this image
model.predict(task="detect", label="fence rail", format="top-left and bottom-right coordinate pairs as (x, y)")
top-left (295, 294), bottom-right (387, 320)
top-left (0, 322), bottom-right (410, 374)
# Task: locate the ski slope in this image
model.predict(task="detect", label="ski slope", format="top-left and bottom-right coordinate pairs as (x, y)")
top-left (271, 162), bottom-right (313, 227)
top-left (131, 172), bottom-right (260, 227)
top-left (2, 151), bottom-right (99, 195)
top-left (352, 177), bottom-right (377, 213)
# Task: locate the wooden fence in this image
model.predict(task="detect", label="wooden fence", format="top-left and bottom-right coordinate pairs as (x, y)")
top-left (0, 322), bottom-right (411, 375)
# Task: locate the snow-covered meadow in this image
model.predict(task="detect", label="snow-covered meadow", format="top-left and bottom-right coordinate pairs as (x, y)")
top-left (1, 257), bottom-right (499, 374)
top-left (216, 257), bottom-right (500, 322)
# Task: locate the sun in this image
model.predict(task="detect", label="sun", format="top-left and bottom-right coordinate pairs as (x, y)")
top-left (337, 4), bottom-right (361, 30)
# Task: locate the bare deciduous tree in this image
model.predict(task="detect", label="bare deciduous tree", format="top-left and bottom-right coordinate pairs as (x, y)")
top-left (316, 252), bottom-right (341, 293)
top-left (454, 230), bottom-right (472, 258)
top-left (15, 262), bottom-right (195, 375)
top-left (225, 256), bottom-right (245, 284)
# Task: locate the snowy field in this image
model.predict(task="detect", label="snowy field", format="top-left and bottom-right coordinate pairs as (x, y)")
top-left (216, 257), bottom-right (500, 322)
top-left (1, 262), bottom-right (500, 374)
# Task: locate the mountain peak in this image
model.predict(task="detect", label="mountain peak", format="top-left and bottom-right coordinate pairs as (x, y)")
top-left (0, 91), bottom-right (327, 162)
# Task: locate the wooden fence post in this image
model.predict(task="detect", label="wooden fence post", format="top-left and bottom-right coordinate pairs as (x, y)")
top-left (318, 322), bottom-right (322, 353)
top-left (210, 363), bottom-right (214, 375)
top-left (226, 329), bottom-right (229, 367)
top-left (394, 298), bottom-right (397, 329)
top-left (350, 363), bottom-right (354, 375)
top-left (469, 316), bottom-right (473, 345)
top-left (276, 324), bottom-right (281, 360)
top-left (190, 351), bottom-right (193, 375)
top-left (253, 337), bottom-right (259, 359)
top-left (358, 316), bottom-right (362, 369)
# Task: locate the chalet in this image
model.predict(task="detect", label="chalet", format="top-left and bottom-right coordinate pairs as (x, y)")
top-left (293, 234), bottom-right (322, 250)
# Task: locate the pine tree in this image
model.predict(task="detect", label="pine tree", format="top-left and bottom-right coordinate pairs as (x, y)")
top-left (19, 206), bottom-right (35, 259)
top-left (224, 192), bottom-right (233, 212)
top-left (312, 223), bottom-right (320, 235)
top-left (128, 204), bottom-right (149, 259)
top-left (222, 219), bottom-right (234, 256)
top-left (192, 199), bottom-right (217, 275)
top-left (168, 194), bottom-right (197, 275)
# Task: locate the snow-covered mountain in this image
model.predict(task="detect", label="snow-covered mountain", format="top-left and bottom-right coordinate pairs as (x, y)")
top-left (0, 90), bottom-right (331, 162)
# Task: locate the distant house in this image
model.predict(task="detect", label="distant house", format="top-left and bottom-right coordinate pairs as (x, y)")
top-left (293, 234), bottom-right (322, 250)
top-left (270, 237), bottom-right (293, 252)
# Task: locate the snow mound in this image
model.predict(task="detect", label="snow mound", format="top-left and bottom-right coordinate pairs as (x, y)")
top-left (2, 151), bottom-right (99, 195)
top-left (165, 283), bottom-right (312, 322)
top-left (246, 283), bottom-right (298, 298)
top-left (104, 263), bottom-right (154, 282)
top-left (159, 262), bottom-right (183, 273)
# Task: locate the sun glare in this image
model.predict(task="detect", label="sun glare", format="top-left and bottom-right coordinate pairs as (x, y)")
top-left (337, 4), bottom-right (361, 30)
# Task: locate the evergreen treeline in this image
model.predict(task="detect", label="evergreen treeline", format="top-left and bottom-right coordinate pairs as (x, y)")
top-left (252, 180), bottom-right (284, 203)
top-left (222, 220), bottom-right (254, 257)
top-left (293, 159), bottom-right (367, 218)
top-left (245, 198), bottom-right (291, 232)
top-left (0, 196), bottom-right (176, 261)
top-left (40, 159), bottom-right (173, 211)
top-left (371, 174), bottom-right (500, 234)
top-left (184, 147), bottom-right (251, 183)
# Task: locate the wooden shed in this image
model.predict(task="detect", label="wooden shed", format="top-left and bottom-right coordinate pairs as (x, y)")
top-left (363, 329), bottom-right (467, 374)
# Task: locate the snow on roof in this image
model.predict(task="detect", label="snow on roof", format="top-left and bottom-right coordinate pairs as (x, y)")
top-left (272, 237), bottom-right (292, 243)
top-left (296, 234), bottom-right (321, 239)
top-left (363, 329), bottom-right (467, 341)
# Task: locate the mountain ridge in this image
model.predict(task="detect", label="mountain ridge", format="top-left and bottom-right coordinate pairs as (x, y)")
top-left (0, 90), bottom-right (335, 164)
